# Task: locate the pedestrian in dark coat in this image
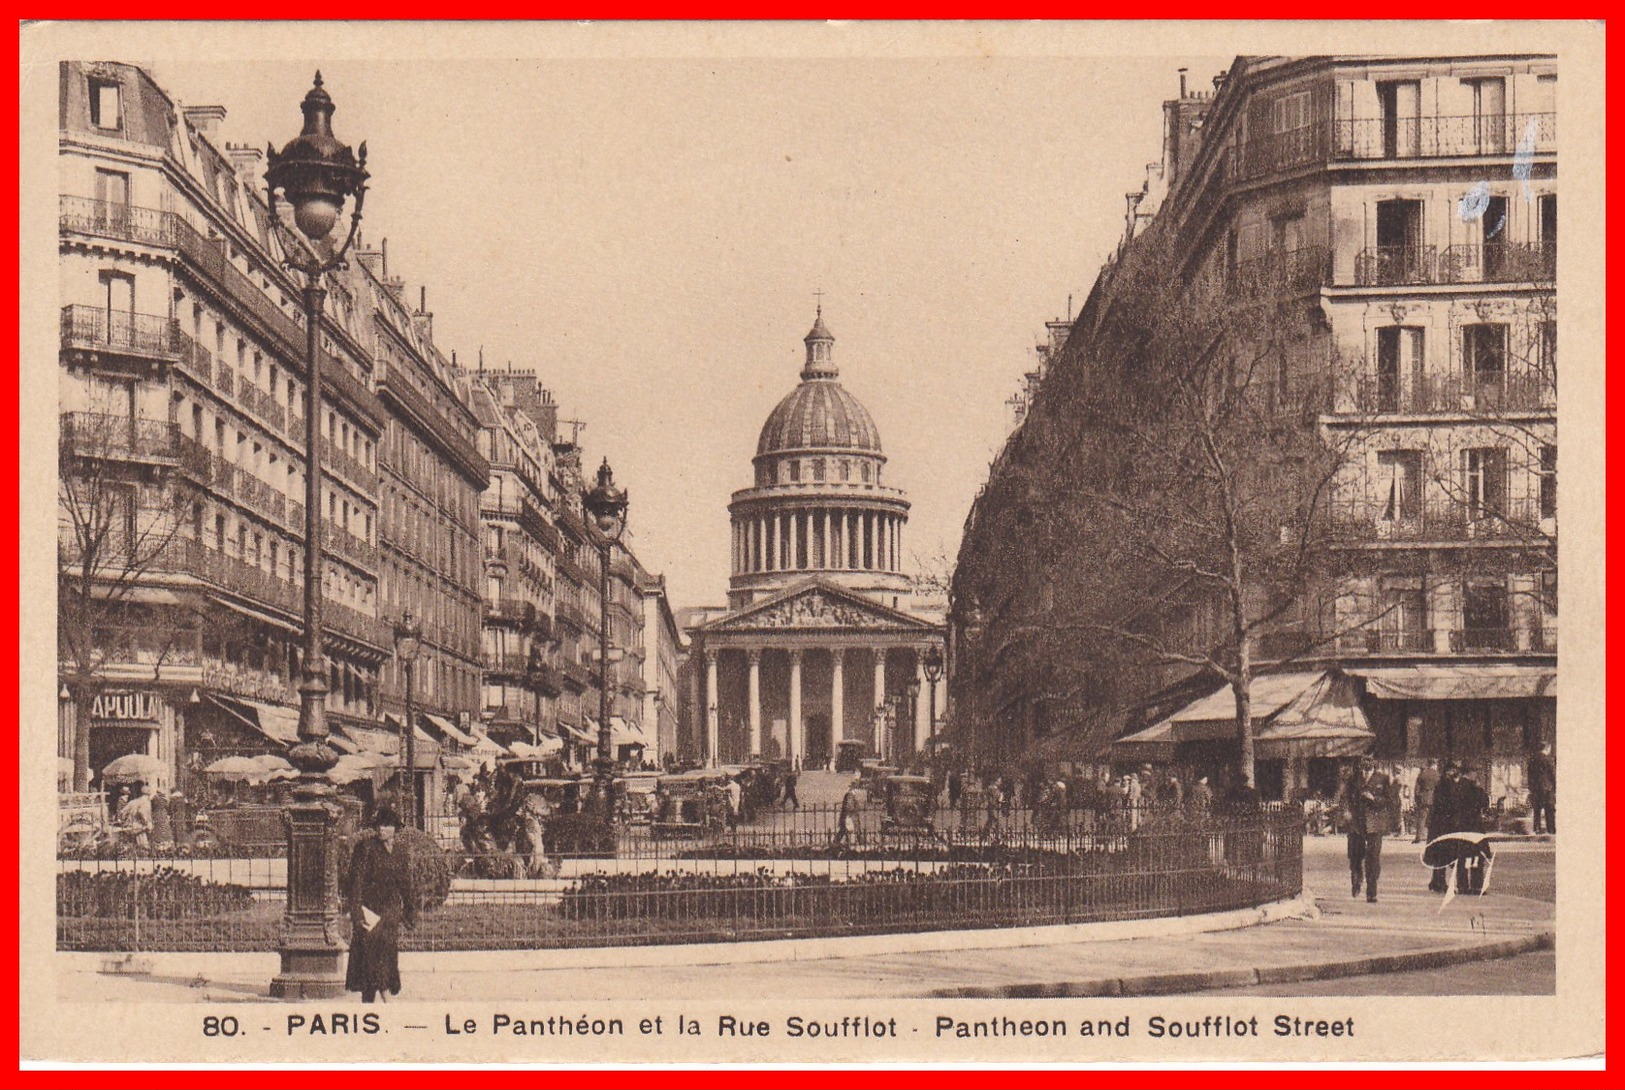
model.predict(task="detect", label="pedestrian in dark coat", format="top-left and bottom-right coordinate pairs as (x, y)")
top-left (344, 805), bottom-right (417, 1003)
top-left (1336, 756), bottom-right (1394, 902)
top-left (1527, 743), bottom-right (1556, 834)
top-left (1412, 761), bottom-right (1440, 844)
top-left (1427, 763), bottom-right (1487, 893)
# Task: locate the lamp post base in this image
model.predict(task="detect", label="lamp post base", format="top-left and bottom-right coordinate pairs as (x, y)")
top-left (269, 948), bottom-right (348, 1000)
top-left (271, 788), bottom-right (347, 1001)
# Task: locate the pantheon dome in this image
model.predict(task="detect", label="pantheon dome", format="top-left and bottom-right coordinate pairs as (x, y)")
top-left (727, 310), bottom-right (913, 610)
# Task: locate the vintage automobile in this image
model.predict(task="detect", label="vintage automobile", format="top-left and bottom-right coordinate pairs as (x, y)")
top-left (650, 768), bottom-right (730, 839)
top-left (878, 773), bottom-right (942, 840)
top-left (618, 771), bottom-right (663, 825)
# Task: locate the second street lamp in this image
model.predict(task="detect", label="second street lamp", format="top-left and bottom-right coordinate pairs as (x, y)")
top-left (921, 644), bottom-right (945, 757)
top-left (263, 71), bottom-right (369, 1001)
top-left (582, 458), bottom-right (628, 825)
top-left (393, 611), bottom-right (421, 829)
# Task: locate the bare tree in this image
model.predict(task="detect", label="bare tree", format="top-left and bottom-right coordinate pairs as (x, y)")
top-left (58, 408), bottom-right (190, 790)
top-left (999, 230), bottom-right (1368, 788)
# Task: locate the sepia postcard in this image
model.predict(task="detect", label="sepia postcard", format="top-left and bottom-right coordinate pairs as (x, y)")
top-left (18, 18), bottom-right (1606, 1069)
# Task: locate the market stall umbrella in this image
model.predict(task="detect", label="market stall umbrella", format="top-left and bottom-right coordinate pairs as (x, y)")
top-left (203, 755), bottom-right (265, 780)
top-left (100, 753), bottom-right (166, 783)
top-left (253, 754), bottom-right (295, 773)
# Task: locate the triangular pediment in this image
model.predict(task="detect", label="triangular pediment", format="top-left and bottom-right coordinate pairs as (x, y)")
top-left (700, 579), bottom-right (937, 634)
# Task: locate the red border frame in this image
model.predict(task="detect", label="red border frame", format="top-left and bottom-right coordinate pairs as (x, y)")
top-left (9, 8), bottom-right (1614, 1086)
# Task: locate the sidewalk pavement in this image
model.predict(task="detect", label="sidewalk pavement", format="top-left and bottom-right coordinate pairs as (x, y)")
top-left (56, 836), bottom-right (1553, 1004)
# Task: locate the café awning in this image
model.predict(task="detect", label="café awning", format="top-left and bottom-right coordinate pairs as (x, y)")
top-left (1349, 664), bottom-right (1558, 702)
top-left (205, 694), bottom-right (299, 747)
top-left (1113, 670), bottom-right (1373, 761)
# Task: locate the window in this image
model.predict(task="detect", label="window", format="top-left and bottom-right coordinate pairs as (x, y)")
top-left (812, 459), bottom-right (826, 482)
top-left (1539, 320), bottom-right (1557, 391)
top-left (89, 79), bottom-right (121, 129)
top-left (1271, 90), bottom-right (1311, 135)
top-left (1376, 450), bottom-right (1422, 521)
top-left (1377, 80), bottom-right (1421, 158)
top-left (1462, 324), bottom-right (1507, 407)
top-left (1462, 447), bottom-right (1508, 522)
top-left (1375, 327), bottom-right (1424, 411)
top-left (1464, 77), bottom-right (1507, 154)
top-left (1373, 199), bottom-right (1425, 283)
top-left (789, 460), bottom-right (801, 483)
top-left (1378, 580), bottom-right (1427, 651)
top-left (1539, 444), bottom-right (1557, 521)
top-left (1461, 582), bottom-right (1509, 648)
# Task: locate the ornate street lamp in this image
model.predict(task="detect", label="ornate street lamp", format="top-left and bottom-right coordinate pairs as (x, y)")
top-left (581, 458), bottom-right (628, 824)
top-left (393, 611), bottom-right (421, 829)
top-left (921, 643), bottom-right (945, 758)
top-left (905, 675), bottom-right (922, 766)
top-left (263, 72), bottom-right (368, 1000)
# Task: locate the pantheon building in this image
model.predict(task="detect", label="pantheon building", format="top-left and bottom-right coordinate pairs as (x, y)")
top-left (686, 310), bottom-right (945, 768)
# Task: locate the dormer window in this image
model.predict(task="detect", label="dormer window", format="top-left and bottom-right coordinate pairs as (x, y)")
top-left (89, 79), bottom-right (121, 130)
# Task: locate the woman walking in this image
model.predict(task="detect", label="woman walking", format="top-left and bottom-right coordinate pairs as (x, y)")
top-left (345, 805), bottom-right (417, 1003)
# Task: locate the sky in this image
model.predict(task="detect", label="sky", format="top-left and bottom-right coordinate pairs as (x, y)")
top-left (59, 26), bottom-right (1233, 612)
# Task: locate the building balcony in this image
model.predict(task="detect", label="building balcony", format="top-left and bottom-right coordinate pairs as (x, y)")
top-left (1353, 245), bottom-right (1441, 287)
top-left (1440, 242), bottom-right (1556, 284)
top-left (482, 650), bottom-right (533, 678)
top-left (87, 624), bottom-right (202, 668)
top-left (236, 380), bottom-right (288, 435)
top-left (1229, 114), bottom-right (1556, 185)
top-left (59, 412), bottom-right (180, 465)
top-left (1335, 629), bottom-right (1437, 655)
top-left (226, 463), bottom-right (288, 526)
top-left (1330, 504), bottom-right (1550, 545)
top-left (321, 437), bottom-right (379, 492)
top-left (560, 659), bottom-right (592, 692)
top-left (484, 597), bottom-right (536, 628)
top-left (322, 524), bottom-right (379, 571)
top-left (1228, 246), bottom-right (1331, 298)
top-left (1344, 372), bottom-right (1555, 415)
top-left (60, 305), bottom-right (184, 370)
top-left (1332, 113), bottom-right (1556, 163)
top-left (555, 599), bottom-right (588, 632)
top-left (1449, 627), bottom-right (1517, 653)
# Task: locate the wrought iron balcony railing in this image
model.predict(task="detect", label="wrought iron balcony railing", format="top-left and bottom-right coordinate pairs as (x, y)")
top-left (60, 305), bottom-right (183, 363)
top-left (1353, 245), bottom-right (1440, 286)
top-left (1332, 113), bottom-right (1555, 162)
top-left (1346, 372), bottom-right (1555, 414)
top-left (60, 412), bottom-right (179, 463)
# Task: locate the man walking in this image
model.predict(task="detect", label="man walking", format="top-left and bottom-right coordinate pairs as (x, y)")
top-left (1412, 760), bottom-right (1440, 843)
top-left (1337, 755), bottom-right (1394, 903)
top-left (1527, 742), bottom-right (1556, 835)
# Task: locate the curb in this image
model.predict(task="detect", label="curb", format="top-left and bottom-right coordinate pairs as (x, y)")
top-left (927, 929), bottom-right (1554, 998)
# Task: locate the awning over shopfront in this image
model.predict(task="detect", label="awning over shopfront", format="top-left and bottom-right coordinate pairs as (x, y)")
top-left (557, 723), bottom-right (597, 746)
top-left (205, 694), bottom-right (300, 747)
top-left (424, 712), bottom-right (478, 747)
top-left (1113, 670), bottom-right (1373, 761)
top-left (1348, 665), bottom-right (1558, 702)
top-left (344, 722), bottom-right (440, 769)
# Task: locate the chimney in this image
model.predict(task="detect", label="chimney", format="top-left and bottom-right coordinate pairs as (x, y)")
top-left (1178, 68), bottom-right (1188, 98)
top-left (182, 104), bottom-right (227, 142)
top-left (222, 142), bottom-right (264, 187)
top-left (413, 285), bottom-right (434, 341)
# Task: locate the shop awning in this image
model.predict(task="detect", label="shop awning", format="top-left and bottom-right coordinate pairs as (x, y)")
top-left (1113, 670), bottom-right (1373, 761)
top-left (344, 723), bottom-right (439, 769)
top-left (557, 723), bottom-right (597, 745)
top-left (381, 713), bottom-right (442, 748)
top-left (610, 717), bottom-right (648, 748)
top-left (205, 694), bottom-right (299, 747)
top-left (466, 727), bottom-right (508, 756)
top-left (424, 712), bottom-right (478, 747)
top-left (1349, 665), bottom-right (1558, 702)
top-left (1164, 671), bottom-right (1324, 724)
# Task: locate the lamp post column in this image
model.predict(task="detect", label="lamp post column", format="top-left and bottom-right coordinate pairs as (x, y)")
top-left (747, 649), bottom-right (762, 760)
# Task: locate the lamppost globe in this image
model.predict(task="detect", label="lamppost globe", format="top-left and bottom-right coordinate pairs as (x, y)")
top-left (584, 458), bottom-right (629, 542)
top-left (921, 644), bottom-right (945, 685)
top-left (393, 611), bottom-right (422, 665)
top-left (264, 72), bottom-right (368, 244)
